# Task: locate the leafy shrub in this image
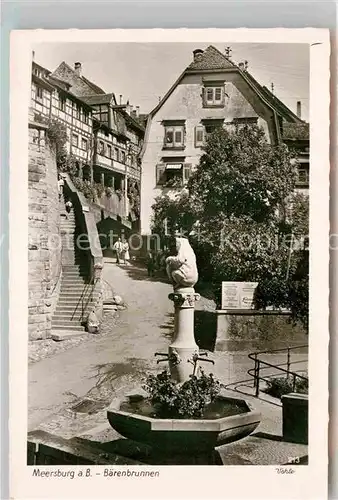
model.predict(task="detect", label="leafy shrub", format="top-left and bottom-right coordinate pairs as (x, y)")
top-left (95, 183), bottom-right (105, 199)
top-left (264, 376), bottom-right (308, 399)
top-left (142, 370), bottom-right (221, 419)
top-left (72, 178), bottom-right (96, 202)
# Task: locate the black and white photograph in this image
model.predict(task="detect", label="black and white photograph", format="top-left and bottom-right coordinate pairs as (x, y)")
top-left (9, 28), bottom-right (329, 499)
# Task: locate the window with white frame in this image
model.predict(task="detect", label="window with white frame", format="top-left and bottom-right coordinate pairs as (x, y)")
top-left (163, 122), bottom-right (185, 149)
top-left (203, 83), bottom-right (225, 107)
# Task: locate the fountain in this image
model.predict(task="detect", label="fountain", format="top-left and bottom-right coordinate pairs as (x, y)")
top-left (107, 236), bottom-right (261, 464)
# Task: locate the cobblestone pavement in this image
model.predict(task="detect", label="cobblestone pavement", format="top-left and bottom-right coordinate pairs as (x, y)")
top-left (28, 261), bottom-right (306, 450)
top-left (29, 262), bottom-right (176, 430)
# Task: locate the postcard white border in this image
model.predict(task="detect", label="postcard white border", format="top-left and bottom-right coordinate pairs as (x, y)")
top-left (9, 28), bottom-right (330, 499)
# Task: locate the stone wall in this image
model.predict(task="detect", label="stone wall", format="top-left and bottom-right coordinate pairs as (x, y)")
top-left (28, 120), bottom-right (62, 340)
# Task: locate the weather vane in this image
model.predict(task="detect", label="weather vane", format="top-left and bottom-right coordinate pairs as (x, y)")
top-left (225, 46), bottom-right (232, 58)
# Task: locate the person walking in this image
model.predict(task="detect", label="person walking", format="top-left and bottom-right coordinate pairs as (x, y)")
top-left (122, 240), bottom-right (130, 265)
top-left (58, 174), bottom-right (64, 201)
top-left (146, 252), bottom-right (155, 277)
top-left (113, 237), bottom-right (124, 264)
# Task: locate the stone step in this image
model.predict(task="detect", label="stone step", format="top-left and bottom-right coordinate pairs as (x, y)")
top-left (57, 299), bottom-right (98, 307)
top-left (62, 269), bottom-right (88, 273)
top-left (61, 271), bottom-right (88, 276)
top-left (61, 286), bottom-right (86, 292)
top-left (60, 285), bottom-right (87, 290)
top-left (54, 309), bottom-right (83, 317)
top-left (51, 330), bottom-right (86, 341)
top-left (52, 308), bottom-right (84, 315)
top-left (52, 315), bottom-right (84, 322)
top-left (52, 320), bottom-right (85, 329)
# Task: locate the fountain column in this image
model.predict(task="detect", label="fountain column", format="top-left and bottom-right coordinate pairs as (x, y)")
top-left (168, 287), bottom-right (200, 383)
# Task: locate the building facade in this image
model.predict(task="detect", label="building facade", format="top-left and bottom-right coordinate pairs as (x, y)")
top-left (30, 58), bottom-right (144, 225)
top-left (140, 46), bottom-right (309, 235)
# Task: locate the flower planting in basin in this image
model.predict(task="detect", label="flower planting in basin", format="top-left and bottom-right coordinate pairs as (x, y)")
top-left (107, 370), bottom-right (261, 455)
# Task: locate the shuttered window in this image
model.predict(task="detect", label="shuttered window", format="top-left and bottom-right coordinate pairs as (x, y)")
top-left (195, 126), bottom-right (205, 147)
top-left (156, 164), bottom-right (166, 185)
top-left (164, 125), bottom-right (184, 148)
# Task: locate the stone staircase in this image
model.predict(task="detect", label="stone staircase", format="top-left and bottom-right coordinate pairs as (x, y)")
top-left (51, 202), bottom-right (90, 341)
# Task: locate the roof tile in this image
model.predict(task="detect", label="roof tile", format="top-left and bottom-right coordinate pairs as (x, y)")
top-left (187, 45), bottom-right (235, 71)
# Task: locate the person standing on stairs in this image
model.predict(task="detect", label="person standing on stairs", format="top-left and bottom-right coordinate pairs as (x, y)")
top-left (65, 199), bottom-right (73, 219)
top-left (58, 174), bottom-right (64, 201)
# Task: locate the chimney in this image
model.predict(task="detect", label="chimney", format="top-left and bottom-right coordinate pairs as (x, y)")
top-left (238, 62), bottom-right (245, 70)
top-left (126, 100), bottom-right (131, 115)
top-left (135, 106), bottom-right (140, 118)
top-left (193, 49), bottom-right (204, 62)
top-left (119, 94), bottom-right (123, 105)
top-left (32, 50), bottom-right (35, 61)
top-left (74, 62), bottom-right (82, 76)
top-left (297, 101), bottom-right (302, 119)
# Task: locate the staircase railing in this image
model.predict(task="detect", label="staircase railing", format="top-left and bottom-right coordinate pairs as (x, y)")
top-left (247, 345), bottom-right (308, 397)
top-left (82, 276), bottom-right (100, 319)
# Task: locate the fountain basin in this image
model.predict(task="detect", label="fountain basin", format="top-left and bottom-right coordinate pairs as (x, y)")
top-left (107, 394), bottom-right (261, 454)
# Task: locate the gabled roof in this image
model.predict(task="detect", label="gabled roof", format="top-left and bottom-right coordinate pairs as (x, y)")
top-left (186, 45), bottom-right (235, 72)
top-left (81, 75), bottom-right (106, 95)
top-left (49, 79), bottom-right (93, 111)
top-left (51, 61), bottom-right (105, 95)
top-left (32, 61), bottom-right (51, 75)
top-left (48, 76), bottom-right (72, 91)
top-left (81, 93), bottom-right (116, 106)
top-left (146, 45), bottom-right (306, 147)
top-left (121, 109), bottom-right (145, 134)
top-left (242, 71), bottom-right (302, 124)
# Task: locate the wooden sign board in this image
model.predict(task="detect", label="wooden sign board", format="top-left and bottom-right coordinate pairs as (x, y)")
top-left (221, 281), bottom-right (258, 310)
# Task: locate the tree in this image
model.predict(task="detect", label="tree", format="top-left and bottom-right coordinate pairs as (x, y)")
top-left (151, 125), bottom-right (309, 329)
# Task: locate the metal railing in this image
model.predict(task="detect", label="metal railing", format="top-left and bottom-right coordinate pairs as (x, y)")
top-left (70, 275), bottom-right (98, 322)
top-left (248, 345), bottom-right (308, 397)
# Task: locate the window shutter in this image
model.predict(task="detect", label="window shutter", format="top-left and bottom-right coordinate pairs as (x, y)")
top-left (201, 87), bottom-right (206, 106)
top-left (195, 126), bottom-right (205, 147)
top-left (156, 163), bottom-right (166, 185)
top-left (183, 163), bottom-right (192, 184)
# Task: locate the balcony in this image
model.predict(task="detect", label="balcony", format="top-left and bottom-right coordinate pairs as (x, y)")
top-left (95, 154), bottom-right (140, 179)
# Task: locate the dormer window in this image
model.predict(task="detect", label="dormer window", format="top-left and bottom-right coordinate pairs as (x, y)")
top-left (202, 81), bottom-right (226, 108)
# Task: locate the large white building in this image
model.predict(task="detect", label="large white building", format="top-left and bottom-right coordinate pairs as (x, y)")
top-left (140, 46), bottom-right (309, 235)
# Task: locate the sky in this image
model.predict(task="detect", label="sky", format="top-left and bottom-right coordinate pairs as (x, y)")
top-left (33, 42), bottom-right (309, 121)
